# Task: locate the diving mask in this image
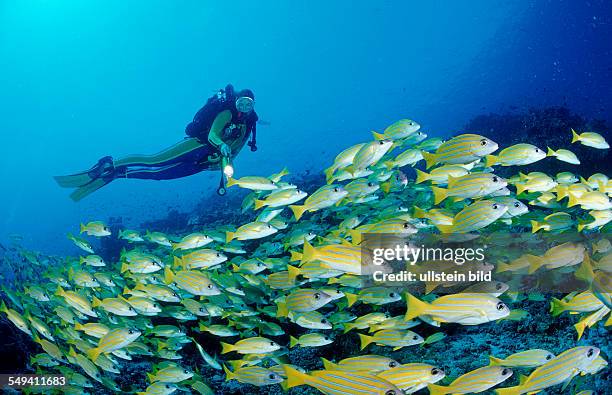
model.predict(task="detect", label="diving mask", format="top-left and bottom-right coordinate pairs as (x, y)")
top-left (235, 96), bottom-right (255, 113)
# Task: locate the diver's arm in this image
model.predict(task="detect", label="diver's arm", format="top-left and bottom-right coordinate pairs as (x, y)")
top-left (207, 110), bottom-right (232, 148)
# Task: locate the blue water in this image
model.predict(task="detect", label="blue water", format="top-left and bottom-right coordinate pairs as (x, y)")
top-left (0, 1), bottom-right (610, 254)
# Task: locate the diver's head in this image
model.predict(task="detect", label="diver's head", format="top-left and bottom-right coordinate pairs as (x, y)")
top-left (235, 89), bottom-right (255, 113)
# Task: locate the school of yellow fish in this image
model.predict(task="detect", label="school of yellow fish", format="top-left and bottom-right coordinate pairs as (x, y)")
top-left (1, 119), bottom-right (610, 394)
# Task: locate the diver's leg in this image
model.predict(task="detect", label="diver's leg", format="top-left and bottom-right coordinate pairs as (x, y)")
top-left (122, 161), bottom-right (204, 180)
top-left (114, 138), bottom-right (205, 168)
top-left (116, 142), bottom-right (215, 180)
top-left (56, 139), bottom-right (208, 201)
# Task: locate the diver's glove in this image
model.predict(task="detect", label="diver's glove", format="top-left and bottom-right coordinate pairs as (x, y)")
top-left (248, 141), bottom-right (257, 152)
top-left (220, 143), bottom-right (232, 157)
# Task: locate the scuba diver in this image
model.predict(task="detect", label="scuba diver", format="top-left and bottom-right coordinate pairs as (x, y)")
top-left (55, 84), bottom-right (258, 201)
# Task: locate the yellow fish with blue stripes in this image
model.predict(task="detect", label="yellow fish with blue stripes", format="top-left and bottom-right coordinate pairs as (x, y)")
top-left (290, 185), bottom-right (348, 220)
top-left (428, 366), bottom-right (513, 395)
top-left (484, 143), bottom-right (546, 167)
top-left (284, 365), bottom-right (403, 395)
top-left (435, 200), bottom-right (508, 233)
top-left (405, 292), bottom-right (510, 325)
top-left (495, 346), bottom-right (600, 395)
top-left (422, 133), bottom-right (498, 168)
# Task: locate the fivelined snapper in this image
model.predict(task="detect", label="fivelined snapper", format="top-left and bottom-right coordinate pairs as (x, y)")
top-left (342, 179), bottom-right (379, 201)
top-left (527, 242), bottom-right (585, 273)
top-left (431, 173), bottom-right (507, 204)
top-left (25, 313), bottom-right (54, 340)
top-left (67, 347), bottom-right (102, 383)
top-left (276, 288), bottom-right (333, 316)
top-left (413, 206), bottom-right (454, 225)
top-left (290, 333), bottom-right (333, 348)
top-left (321, 355), bottom-right (399, 373)
top-left (573, 305), bottom-right (610, 340)
top-left (489, 349), bottom-right (555, 368)
top-left (405, 292), bottom-right (510, 325)
top-left (175, 249), bottom-right (227, 270)
top-left (529, 191), bottom-right (562, 208)
top-left (79, 254), bottom-right (105, 267)
top-left (223, 365), bottom-right (283, 386)
top-left (80, 221), bottom-right (111, 237)
top-left (284, 365), bottom-right (403, 395)
top-left (358, 329), bottom-right (424, 350)
top-left (86, 327), bottom-right (141, 361)
top-left (372, 119), bottom-right (420, 140)
top-left (436, 200), bottom-right (508, 233)
top-left (556, 171), bottom-right (579, 184)
top-left (345, 287), bottom-right (402, 307)
top-left (556, 182), bottom-right (591, 201)
top-left (253, 188), bottom-right (308, 210)
top-left (67, 233), bottom-right (95, 253)
top-left (550, 291), bottom-right (603, 316)
top-left (146, 364), bottom-right (193, 383)
top-left (220, 336), bottom-right (281, 354)
top-left (578, 209), bottom-right (612, 231)
top-left (346, 139), bottom-right (394, 174)
top-left (55, 286), bottom-right (97, 317)
top-left (283, 230), bottom-right (317, 250)
top-left (300, 240), bottom-right (362, 275)
top-left (92, 296), bottom-right (137, 316)
top-left (349, 218), bottom-right (417, 244)
top-left (514, 173), bottom-right (558, 194)
top-left (397, 130), bottom-right (427, 146)
top-left (495, 346), bottom-right (600, 395)
top-left (343, 312), bottom-right (391, 333)
top-left (255, 207), bottom-right (284, 224)
top-left (126, 283), bottom-right (181, 302)
top-left (417, 137), bottom-right (445, 151)
top-left (571, 128), bottom-right (609, 149)
top-left (127, 298), bottom-right (159, 318)
top-left (369, 315), bottom-right (420, 332)
top-left (163, 267), bottom-right (221, 296)
top-left (226, 175), bottom-right (278, 191)
top-left (225, 221), bottom-right (277, 242)
top-left (290, 185), bottom-right (348, 220)
top-left (568, 191), bottom-right (612, 210)
top-left (581, 173), bottom-right (609, 189)
top-left (0, 301), bottom-right (31, 335)
top-left (383, 148), bottom-right (423, 169)
top-left (377, 363), bottom-right (445, 394)
top-left (68, 268), bottom-right (99, 288)
top-left (118, 229), bottom-right (144, 242)
top-left (530, 212), bottom-right (573, 233)
top-left (484, 144), bottom-right (546, 167)
top-left (421, 134), bottom-right (498, 168)
top-left (330, 167), bottom-right (374, 182)
top-left (120, 252), bottom-right (163, 274)
top-left (290, 310), bottom-right (333, 329)
top-left (546, 147), bottom-right (580, 164)
top-left (145, 231), bottom-right (172, 247)
top-left (324, 142), bottom-right (366, 182)
top-left (428, 366), bottom-right (513, 395)
top-left (415, 165), bottom-right (470, 185)
top-left (171, 233), bottom-right (212, 251)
